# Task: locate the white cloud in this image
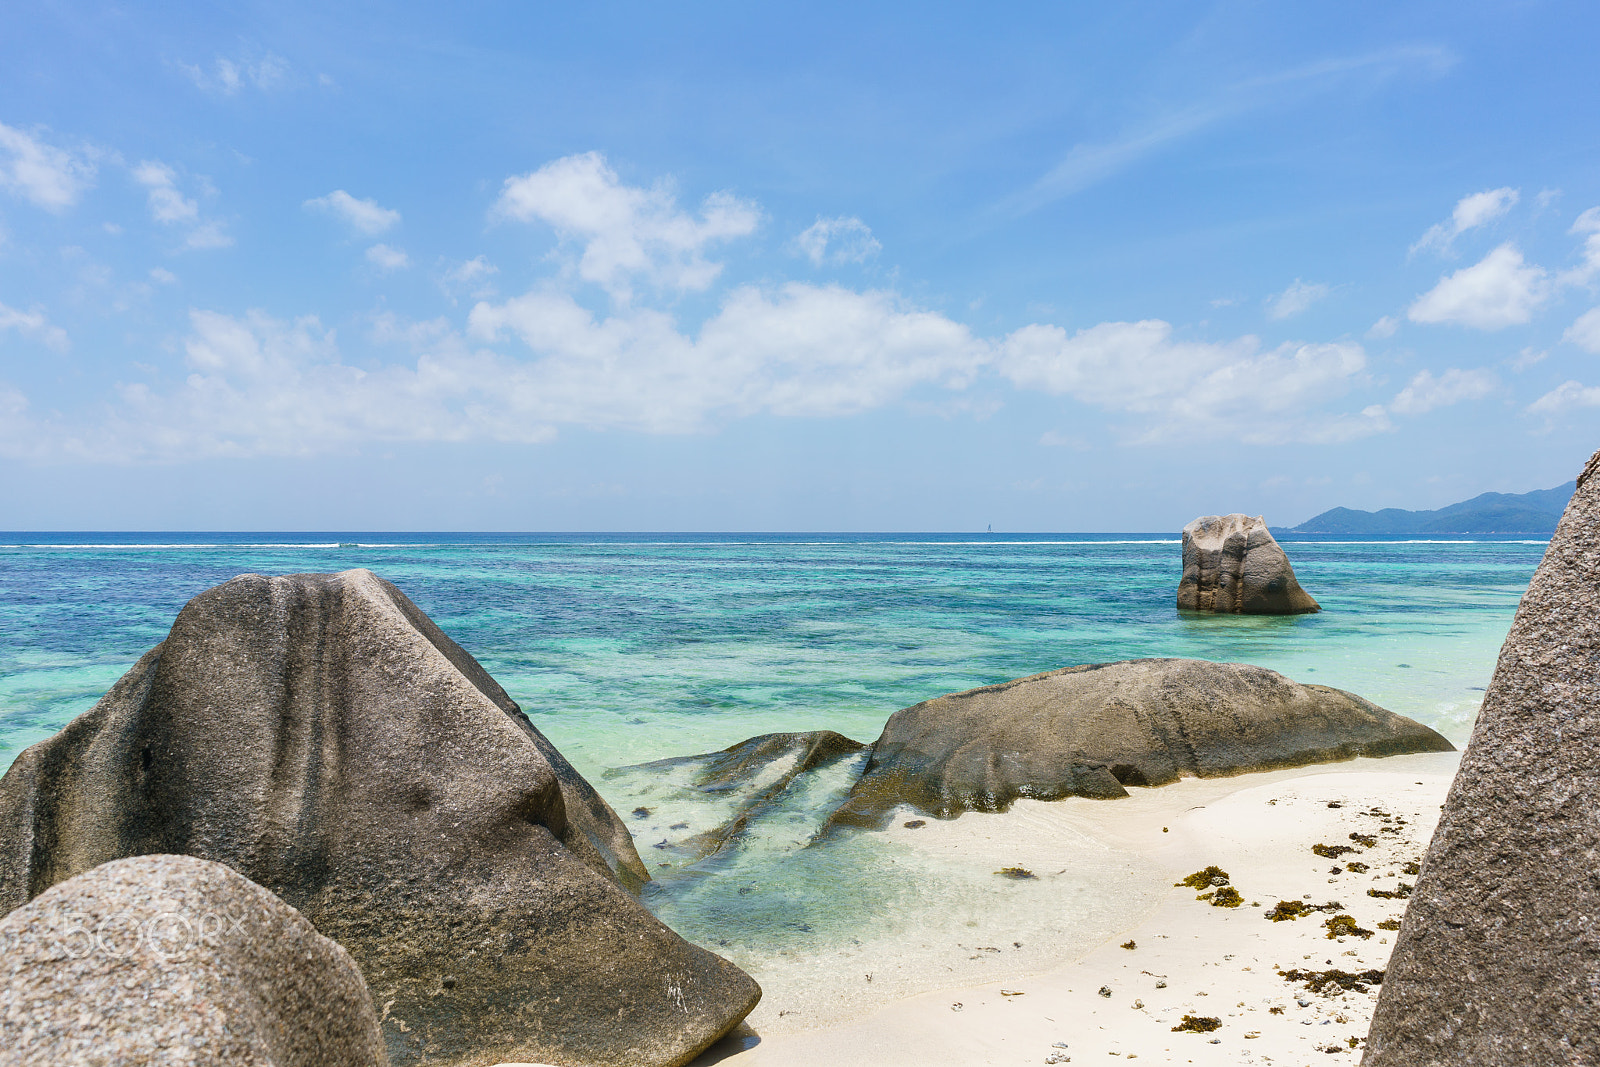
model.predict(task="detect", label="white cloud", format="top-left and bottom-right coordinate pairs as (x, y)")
top-left (0, 286), bottom-right (987, 460)
top-left (793, 216), bottom-right (881, 266)
top-left (1408, 244), bottom-right (1548, 329)
top-left (493, 152), bottom-right (760, 302)
top-left (1266, 279), bottom-right (1330, 320)
top-left (1510, 347), bottom-right (1547, 371)
top-left (997, 319), bottom-right (1382, 443)
top-left (305, 190), bottom-right (400, 235)
top-left (184, 221), bottom-right (232, 250)
top-left (1559, 206), bottom-right (1600, 287)
top-left (1367, 315), bottom-right (1399, 339)
top-left (0, 122), bottom-right (95, 211)
top-left (445, 256), bottom-right (497, 286)
top-left (440, 255), bottom-right (498, 302)
top-left (94, 309), bottom-right (555, 461)
top-left (133, 161), bottom-right (197, 223)
top-left (150, 267), bottom-right (178, 285)
top-left (1527, 380), bottom-right (1600, 416)
top-left (467, 282), bottom-right (986, 432)
top-left (0, 301), bottom-right (69, 351)
top-left (1388, 368), bottom-right (1497, 415)
top-left (365, 243), bottom-right (410, 271)
top-left (132, 161), bottom-right (231, 249)
top-left (180, 53), bottom-right (290, 95)
top-left (1563, 307), bottom-right (1600, 353)
top-left (1411, 187), bottom-right (1519, 255)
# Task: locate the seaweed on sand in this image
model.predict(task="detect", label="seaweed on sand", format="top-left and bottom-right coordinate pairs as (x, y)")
top-left (1172, 1015), bottom-right (1222, 1033)
top-left (1323, 914), bottom-right (1373, 939)
top-left (1278, 967), bottom-right (1385, 995)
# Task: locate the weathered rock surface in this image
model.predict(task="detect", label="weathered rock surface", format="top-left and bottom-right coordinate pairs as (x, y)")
top-left (0, 569), bottom-right (759, 1067)
top-left (1178, 514), bottom-right (1320, 614)
top-left (0, 853), bottom-right (386, 1067)
top-left (1364, 448), bottom-right (1600, 1067)
top-left (826, 658), bottom-right (1452, 830)
top-left (624, 731), bottom-right (866, 859)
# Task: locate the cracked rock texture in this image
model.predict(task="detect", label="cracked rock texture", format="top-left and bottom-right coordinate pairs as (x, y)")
top-left (0, 853), bottom-right (387, 1067)
top-left (1365, 448), bottom-right (1600, 1067)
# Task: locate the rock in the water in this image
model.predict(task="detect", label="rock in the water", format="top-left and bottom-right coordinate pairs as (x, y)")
top-left (826, 658), bottom-right (1452, 830)
top-left (0, 854), bottom-right (386, 1067)
top-left (1178, 514), bottom-right (1320, 614)
top-left (1364, 449), bottom-right (1600, 1067)
top-left (0, 569), bottom-right (759, 1067)
top-left (624, 731), bottom-right (866, 858)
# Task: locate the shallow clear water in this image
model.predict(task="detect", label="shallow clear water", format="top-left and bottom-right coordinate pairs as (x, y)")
top-left (0, 532), bottom-right (1543, 1017)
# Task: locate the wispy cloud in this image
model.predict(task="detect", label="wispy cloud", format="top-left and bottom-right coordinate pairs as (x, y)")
top-left (999, 45), bottom-right (1454, 216)
top-left (1266, 280), bottom-right (1330, 320)
top-left (0, 301), bottom-right (70, 351)
top-left (305, 190), bottom-right (400, 235)
top-left (793, 216), bottom-right (881, 266)
top-left (1411, 187), bottom-right (1519, 256)
top-left (0, 122), bottom-right (96, 211)
top-left (179, 52), bottom-right (290, 95)
top-left (1388, 368), bottom-right (1497, 415)
top-left (1528, 380), bottom-right (1600, 417)
top-left (365, 243), bottom-right (410, 271)
top-left (132, 160), bottom-right (231, 250)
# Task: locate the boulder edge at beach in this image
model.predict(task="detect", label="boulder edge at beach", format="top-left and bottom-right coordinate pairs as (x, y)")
top-left (825, 657), bottom-right (1452, 830)
top-left (1178, 513), bottom-right (1321, 614)
top-left (0, 568), bottom-right (760, 1067)
top-left (1363, 447), bottom-right (1600, 1067)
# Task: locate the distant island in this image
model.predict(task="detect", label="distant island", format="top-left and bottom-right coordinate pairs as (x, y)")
top-left (1280, 481), bottom-right (1575, 536)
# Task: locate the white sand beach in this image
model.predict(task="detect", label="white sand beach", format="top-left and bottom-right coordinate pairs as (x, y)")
top-left (677, 751), bottom-right (1458, 1067)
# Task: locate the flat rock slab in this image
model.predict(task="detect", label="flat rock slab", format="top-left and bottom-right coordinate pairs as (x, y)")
top-left (827, 658), bottom-right (1452, 830)
top-left (0, 569), bottom-right (759, 1067)
top-left (1365, 448), bottom-right (1600, 1066)
top-left (0, 854), bottom-right (386, 1067)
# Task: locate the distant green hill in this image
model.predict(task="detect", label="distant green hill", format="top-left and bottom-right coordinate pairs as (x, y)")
top-left (1285, 482), bottom-right (1575, 536)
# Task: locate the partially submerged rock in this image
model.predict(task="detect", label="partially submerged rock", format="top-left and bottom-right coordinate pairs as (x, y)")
top-left (0, 854), bottom-right (386, 1067)
top-left (826, 658), bottom-right (1452, 830)
top-left (1365, 449), bottom-right (1600, 1066)
top-left (623, 730), bottom-right (865, 859)
top-left (0, 569), bottom-right (759, 1067)
top-left (1179, 514), bottom-right (1320, 614)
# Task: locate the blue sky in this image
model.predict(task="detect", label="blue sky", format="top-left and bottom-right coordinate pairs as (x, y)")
top-left (1, 1), bottom-right (1597, 530)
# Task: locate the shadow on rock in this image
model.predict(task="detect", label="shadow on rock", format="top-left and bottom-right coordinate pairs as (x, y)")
top-left (0, 569), bottom-right (760, 1067)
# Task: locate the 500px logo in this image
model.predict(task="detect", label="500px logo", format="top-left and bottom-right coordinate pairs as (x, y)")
top-left (48, 907), bottom-right (254, 962)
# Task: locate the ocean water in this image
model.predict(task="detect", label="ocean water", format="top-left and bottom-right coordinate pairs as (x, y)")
top-left (0, 532), bottom-right (1544, 1023)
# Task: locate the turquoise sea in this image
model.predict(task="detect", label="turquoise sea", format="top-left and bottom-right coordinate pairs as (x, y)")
top-left (0, 532), bottom-right (1544, 1021)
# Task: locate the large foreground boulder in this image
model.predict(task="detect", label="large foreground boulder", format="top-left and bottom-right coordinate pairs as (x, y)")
top-left (826, 658), bottom-right (1452, 830)
top-left (1178, 513), bottom-right (1320, 614)
top-left (1364, 449), bottom-right (1600, 1066)
top-left (0, 569), bottom-right (759, 1067)
top-left (0, 854), bottom-right (386, 1067)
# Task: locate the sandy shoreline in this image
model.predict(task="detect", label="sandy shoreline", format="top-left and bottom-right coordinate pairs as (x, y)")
top-left (678, 751), bottom-right (1459, 1067)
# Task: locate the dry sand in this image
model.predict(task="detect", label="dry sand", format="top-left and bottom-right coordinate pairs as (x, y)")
top-left (682, 751), bottom-right (1458, 1067)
